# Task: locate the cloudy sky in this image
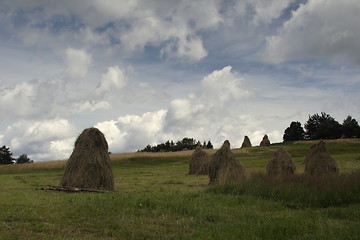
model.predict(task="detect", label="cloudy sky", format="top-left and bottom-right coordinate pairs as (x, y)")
top-left (1, 0), bottom-right (359, 161)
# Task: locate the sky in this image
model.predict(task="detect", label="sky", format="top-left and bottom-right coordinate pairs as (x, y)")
top-left (0, 0), bottom-right (359, 161)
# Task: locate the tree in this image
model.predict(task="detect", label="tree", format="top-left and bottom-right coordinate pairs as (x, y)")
top-left (304, 112), bottom-right (342, 140)
top-left (283, 121), bottom-right (305, 142)
top-left (342, 116), bottom-right (360, 138)
top-left (0, 145), bottom-right (14, 164)
top-left (206, 141), bottom-right (214, 149)
top-left (16, 154), bottom-right (33, 164)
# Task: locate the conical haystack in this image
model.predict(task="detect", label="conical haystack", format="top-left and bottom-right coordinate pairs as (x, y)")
top-left (209, 140), bottom-right (245, 185)
top-left (189, 146), bottom-right (210, 175)
top-left (260, 135), bottom-right (270, 147)
top-left (241, 136), bottom-right (252, 148)
top-left (266, 148), bottom-right (296, 175)
top-left (302, 143), bottom-right (316, 165)
top-left (304, 141), bottom-right (339, 175)
top-left (60, 127), bottom-right (114, 190)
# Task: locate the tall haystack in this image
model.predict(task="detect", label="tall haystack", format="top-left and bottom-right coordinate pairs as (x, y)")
top-left (60, 127), bottom-right (114, 190)
top-left (189, 146), bottom-right (210, 175)
top-left (266, 147), bottom-right (296, 175)
top-left (241, 136), bottom-right (252, 148)
top-left (260, 135), bottom-right (271, 147)
top-left (302, 143), bottom-right (316, 165)
top-left (304, 141), bottom-right (339, 175)
top-left (209, 140), bottom-right (245, 185)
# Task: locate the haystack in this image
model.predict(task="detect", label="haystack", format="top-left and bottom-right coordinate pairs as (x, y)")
top-left (60, 127), bottom-right (114, 190)
top-left (266, 148), bottom-right (296, 175)
top-left (209, 140), bottom-right (245, 185)
top-left (260, 135), bottom-right (270, 146)
top-left (302, 143), bottom-right (316, 165)
top-left (189, 146), bottom-right (210, 175)
top-left (241, 136), bottom-right (252, 148)
top-left (304, 141), bottom-right (339, 175)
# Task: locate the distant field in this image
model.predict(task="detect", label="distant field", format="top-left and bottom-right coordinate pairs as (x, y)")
top-left (1, 140), bottom-right (360, 239)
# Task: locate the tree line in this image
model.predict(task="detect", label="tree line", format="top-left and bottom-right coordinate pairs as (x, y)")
top-left (139, 137), bottom-right (214, 152)
top-left (283, 113), bottom-right (360, 142)
top-left (0, 145), bottom-right (33, 165)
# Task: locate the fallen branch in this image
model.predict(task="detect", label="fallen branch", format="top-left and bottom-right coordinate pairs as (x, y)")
top-left (39, 185), bottom-right (110, 193)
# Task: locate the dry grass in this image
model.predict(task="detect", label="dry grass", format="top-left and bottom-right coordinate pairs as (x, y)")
top-left (0, 160), bottom-right (67, 172)
top-left (189, 146), bottom-right (210, 175)
top-left (0, 149), bottom-right (218, 173)
top-left (241, 136), bottom-right (252, 148)
top-left (266, 148), bottom-right (296, 175)
top-left (209, 140), bottom-right (246, 185)
top-left (304, 141), bottom-right (339, 175)
top-left (260, 135), bottom-right (270, 147)
top-left (294, 138), bottom-right (360, 144)
top-left (60, 127), bottom-right (114, 190)
top-left (110, 149), bottom-right (217, 162)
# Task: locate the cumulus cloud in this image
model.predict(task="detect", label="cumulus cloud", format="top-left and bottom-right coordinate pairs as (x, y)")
top-left (94, 110), bottom-right (167, 152)
top-left (0, 79), bottom-right (69, 120)
top-left (0, 0), bottom-right (226, 62)
top-left (263, 0), bottom-right (360, 65)
top-left (95, 66), bottom-right (127, 96)
top-left (70, 100), bottom-right (110, 113)
top-left (0, 81), bottom-right (36, 118)
top-left (65, 48), bottom-right (92, 78)
top-left (250, 0), bottom-right (295, 25)
top-left (91, 66), bottom-right (270, 152)
top-left (3, 119), bottom-right (77, 160)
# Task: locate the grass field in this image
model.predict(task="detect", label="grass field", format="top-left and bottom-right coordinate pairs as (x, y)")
top-left (1, 139), bottom-right (360, 239)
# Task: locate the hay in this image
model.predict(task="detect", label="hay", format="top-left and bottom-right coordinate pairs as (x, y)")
top-left (60, 127), bottom-right (114, 190)
top-left (208, 140), bottom-right (245, 185)
top-left (304, 141), bottom-right (339, 175)
top-left (189, 146), bottom-right (210, 175)
top-left (266, 148), bottom-right (296, 175)
top-left (241, 136), bottom-right (252, 148)
top-left (260, 135), bottom-right (271, 146)
top-left (303, 143), bottom-right (316, 165)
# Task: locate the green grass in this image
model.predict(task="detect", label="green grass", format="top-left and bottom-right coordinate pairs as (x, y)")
top-left (1, 140), bottom-right (360, 239)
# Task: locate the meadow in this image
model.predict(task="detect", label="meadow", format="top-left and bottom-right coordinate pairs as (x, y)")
top-left (1, 139), bottom-right (360, 239)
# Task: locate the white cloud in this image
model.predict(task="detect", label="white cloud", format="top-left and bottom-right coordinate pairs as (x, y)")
top-left (1, 0), bottom-right (226, 62)
top-left (263, 0), bottom-right (360, 65)
top-left (92, 66), bottom-right (261, 151)
top-left (251, 0), bottom-right (294, 25)
top-left (161, 35), bottom-right (208, 62)
top-left (202, 66), bottom-right (249, 103)
top-left (95, 66), bottom-right (127, 96)
top-left (70, 100), bottom-right (110, 113)
top-left (0, 82), bottom-right (36, 118)
top-left (3, 119), bottom-right (77, 161)
top-left (94, 110), bottom-right (167, 152)
top-left (65, 48), bottom-right (92, 78)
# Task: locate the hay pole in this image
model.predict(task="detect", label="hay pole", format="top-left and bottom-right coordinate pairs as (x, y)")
top-left (39, 185), bottom-right (110, 193)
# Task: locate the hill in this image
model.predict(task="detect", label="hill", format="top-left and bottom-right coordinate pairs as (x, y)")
top-left (0, 139), bottom-right (360, 239)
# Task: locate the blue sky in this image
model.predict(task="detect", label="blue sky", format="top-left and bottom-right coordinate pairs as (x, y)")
top-left (0, 0), bottom-right (359, 161)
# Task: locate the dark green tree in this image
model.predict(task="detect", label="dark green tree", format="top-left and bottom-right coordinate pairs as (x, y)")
top-left (16, 154), bottom-right (33, 164)
top-left (304, 112), bottom-right (342, 140)
top-left (206, 141), bottom-right (213, 149)
top-left (342, 116), bottom-right (360, 138)
top-left (283, 121), bottom-right (305, 141)
top-left (0, 145), bottom-right (14, 164)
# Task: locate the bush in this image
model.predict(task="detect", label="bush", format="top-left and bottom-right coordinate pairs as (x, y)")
top-left (16, 154), bottom-right (33, 164)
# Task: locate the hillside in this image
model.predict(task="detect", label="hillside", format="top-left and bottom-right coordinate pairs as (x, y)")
top-left (0, 140), bottom-right (360, 239)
